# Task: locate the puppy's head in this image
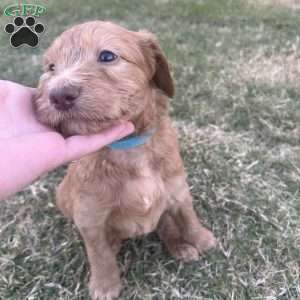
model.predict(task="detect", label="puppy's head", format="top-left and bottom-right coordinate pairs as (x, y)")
top-left (34, 21), bottom-right (174, 136)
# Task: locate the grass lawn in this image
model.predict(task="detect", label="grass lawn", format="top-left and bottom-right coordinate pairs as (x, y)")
top-left (0, 0), bottom-right (300, 299)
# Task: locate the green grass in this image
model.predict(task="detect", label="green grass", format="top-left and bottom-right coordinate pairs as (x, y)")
top-left (1, 0), bottom-right (300, 299)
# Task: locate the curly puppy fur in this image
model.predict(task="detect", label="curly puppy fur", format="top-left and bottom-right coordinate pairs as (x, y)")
top-left (34, 21), bottom-right (216, 300)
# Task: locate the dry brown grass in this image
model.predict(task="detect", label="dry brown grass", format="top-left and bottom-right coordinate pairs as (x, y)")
top-left (249, 0), bottom-right (300, 9)
top-left (229, 48), bottom-right (300, 87)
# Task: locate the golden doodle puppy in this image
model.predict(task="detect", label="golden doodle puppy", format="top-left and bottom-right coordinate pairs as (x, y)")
top-left (34, 21), bottom-right (217, 300)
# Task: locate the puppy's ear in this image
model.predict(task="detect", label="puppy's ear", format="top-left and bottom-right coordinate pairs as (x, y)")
top-left (138, 31), bottom-right (174, 98)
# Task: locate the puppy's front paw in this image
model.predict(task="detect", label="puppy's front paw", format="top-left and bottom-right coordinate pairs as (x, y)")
top-left (189, 227), bottom-right (217, 254)
top-left (89, 279), bottom-right (121, 300)
top-left (169, 229), bottom-right (216, 262)
top-left (169, 241), bottom-right (200, 262)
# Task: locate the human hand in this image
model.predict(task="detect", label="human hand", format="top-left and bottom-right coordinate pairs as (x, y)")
top-left (0, 81), bottom-right (134, 200)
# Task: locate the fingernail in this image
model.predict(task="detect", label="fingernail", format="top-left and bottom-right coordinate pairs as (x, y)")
top-left (118, 122), bottom-right (135, 137)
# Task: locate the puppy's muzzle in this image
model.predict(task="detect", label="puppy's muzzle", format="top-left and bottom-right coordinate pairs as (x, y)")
top-left (49, 85), bottom-right (81, 111)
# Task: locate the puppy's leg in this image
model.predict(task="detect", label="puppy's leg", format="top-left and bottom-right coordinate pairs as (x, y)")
top-left (79, 226), bottom-right (121, 300)
top-left (158, 212), bottom-right (200, 261)
top-left (159, 177), bottom-right (216, 262)
top-left (73, 202), bottom-right (122, 300)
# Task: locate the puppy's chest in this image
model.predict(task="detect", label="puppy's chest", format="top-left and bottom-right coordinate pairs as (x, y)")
top-left (109, 172), bottom-right (167, 237)
top-left (105, 157), bottom-right (166, 212)
top-left (77, 153), bottom-right (167, 236)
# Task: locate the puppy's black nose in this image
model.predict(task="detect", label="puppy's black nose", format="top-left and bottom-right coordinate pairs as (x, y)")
top-left (49, 86), bottom-right (80, 111)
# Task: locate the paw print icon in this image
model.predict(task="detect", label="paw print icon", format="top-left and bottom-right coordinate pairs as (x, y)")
top-left (4, 16), bottom-right (45, 48)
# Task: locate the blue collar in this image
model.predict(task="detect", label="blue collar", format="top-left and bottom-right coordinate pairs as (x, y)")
top-left (107, 131), bottom-right (154, 150)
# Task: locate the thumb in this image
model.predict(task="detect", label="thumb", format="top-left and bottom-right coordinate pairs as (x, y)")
top-left (63, 122), bottom-right (134, 162)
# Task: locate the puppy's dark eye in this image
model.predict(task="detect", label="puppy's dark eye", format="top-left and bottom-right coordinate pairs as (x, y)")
top-left (48, 64), bottom-right (55, 71)
top-left (98, 50), bottom-right (118, 63)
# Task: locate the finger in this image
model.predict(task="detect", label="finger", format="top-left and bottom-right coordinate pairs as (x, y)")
top-left (0, 81), bottom-right (38, 122)
top-left (0, 80), bottom-right (36, 97)
top-left (0, 80), bottom-right (10, 100)
top-left (63, 122), bottom-right (135, 162)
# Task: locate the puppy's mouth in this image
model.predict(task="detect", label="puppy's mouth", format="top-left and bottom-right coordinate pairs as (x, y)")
top-left (33, 94), bottom-right (121, 137)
